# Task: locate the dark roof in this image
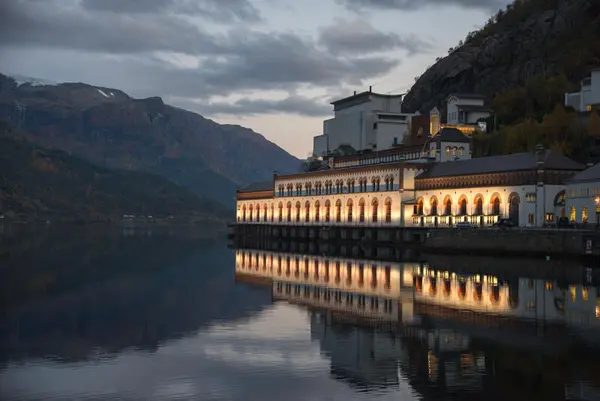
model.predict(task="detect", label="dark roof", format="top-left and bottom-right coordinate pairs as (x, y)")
top-left (446, 93), bottom-right (485, 100)
top-left (239, 180), bottom-right (272, 192)
top-left (416, 150), bottom-right (584, 179)
top-left (457, 105), bottom-right (493, 113)
top-left (568, 163), bottom-right (600, 182)
top-left (433, 127), bottom-right (470, 143)
top-left (331, 91), bottom-right (404, 106)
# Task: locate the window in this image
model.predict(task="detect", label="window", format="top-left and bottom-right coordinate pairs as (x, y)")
top-left (373, 122), bottom-right (378, 129)
top-left (305, 201), bottom-right (310, 222)
top-left (359, 199), bottom-right (365, 222)
top-left (315, 201), bottom-right (320, 222)
top-left (256, 204), bottom-right (261, 222)
top-left (325, 200), bottom-right (331, 222)
top-left (445, 146), bottom-right (450, 155)
top-left (385, 198), bottom-right (392, 223)
top-left (528, 213), bottom-right (534, 224)
top-left (583, 206), bottom-right (589, 223)
top-left (286, 202), bottom-right (292, 222)
top-left (444, 198), bottom-right (452, 216)
top-left (335, 200), bottom-right (342, 222)
top-left (459, 147), bottom-right (464, 156)
top-left (545, 212), bottom-right (554, 223)
top-left (459, 198), bottom-right (467, 216)
top-left (347, 199), bottom-right (353, 223)
top-left (372, 199), bottom-right (379, 223)
top-left (430, 199), bottom-right (438, 216)
top-left (570, 205), bottom-right (576, 222)
top-left (416, 199), bottom-right (424, 215)
top-left (491, 197), bottom-right (500, 215)
top-left (526, 193), bottom-right (537, 203)
top-left (264, 205), bottom-right (268, 222)
top-left (295, 202), bottom-right (301, 222)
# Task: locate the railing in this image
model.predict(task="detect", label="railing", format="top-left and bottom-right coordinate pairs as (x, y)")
top-left (410, 215), bottom-right (500, 227)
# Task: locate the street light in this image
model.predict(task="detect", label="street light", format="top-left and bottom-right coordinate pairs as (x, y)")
top-left (595, 197), bottom-right (600, 229)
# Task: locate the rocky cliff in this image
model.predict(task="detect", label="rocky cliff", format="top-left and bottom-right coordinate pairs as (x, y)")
top-left (403, 0), bottom-right (600, 115)
top-left (0, 74), bottom-right (300, 206)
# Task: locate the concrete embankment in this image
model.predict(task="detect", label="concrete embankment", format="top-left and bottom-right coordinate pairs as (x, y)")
top-left (231, 223), bottom-right (600, 259)
top-left (422, 228), bottom-right (600, 259)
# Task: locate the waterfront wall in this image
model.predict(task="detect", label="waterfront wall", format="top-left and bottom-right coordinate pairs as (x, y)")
top-left (423, 228), bottom-right (600, 258)
top-left (232, 223), bottom-right (600, 259)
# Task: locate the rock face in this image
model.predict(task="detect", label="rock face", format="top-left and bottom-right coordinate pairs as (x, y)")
top-left (402, 0), bottom-right (600, 114)
top-left (0, 74), bottom-right (300, 206)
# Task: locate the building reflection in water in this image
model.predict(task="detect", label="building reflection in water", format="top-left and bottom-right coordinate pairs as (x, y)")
top-left (235, 248), bottom-right (600, 399)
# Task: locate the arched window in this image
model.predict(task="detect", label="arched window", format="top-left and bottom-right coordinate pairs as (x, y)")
top-left (430, 198), bottom-right (438, 216)
top-left (242, 205), bottom-right (247, 222)
top-left (491, 196), bottom-right (501, 215)
top-left (416, 199), bottom-right (424, 215)
top-left (278, 202), bottom-right (283, 222)
top-left (385, 177), bottom-right (390, 191)
top-left (270, 204), bottom-right (274, 222)
top-left (335, 199), bottom-right (342, 222)
top-left (385, 198), bottom-right (392, 223)
top-left (583, 206), bottom-right (589, 223)
top-left (325, 200), bottom-right (331, 222)
top-left (305, 201), bottom-right (310, 222)
top-left (474, 196), bottom-right (483, 215)
top-left (286, 202), bottom-right (292, 222)
top-left (459, 147), bottom-right (465, 156)
top-left (347, 199), bottom-right (353, 222)
top-left (445, 146), bottom-right (450, 155)
top-left (372, 198), bottom-right (379, 223)
top-left (295, 201), bottom-right (301, 222)
top-left (256, 204), bottom-right (261, 222)
top-left (452, 146), bottom-right (458, 156)
top-left (249, 204), bottom-right (253, 221)
top-left (263, 204), bottom-right (268, 222)
top-left (459, 197), bottom-right (467, 216)
top-left (359, 198), bottom-right (366, 222)
top-left (444, 197), bottom-right (452, 216)
top-left (389, 176), bottom-right (394, 190)
top-left (570, 205), bottom-right (576, 222)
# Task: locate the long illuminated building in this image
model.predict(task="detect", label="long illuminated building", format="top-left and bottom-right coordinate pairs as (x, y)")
top-left (236, 133), bottom-right (584, 228)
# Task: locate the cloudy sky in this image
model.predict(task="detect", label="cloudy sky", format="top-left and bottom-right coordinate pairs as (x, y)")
top-left (0, 0), bottom-right (510, 158)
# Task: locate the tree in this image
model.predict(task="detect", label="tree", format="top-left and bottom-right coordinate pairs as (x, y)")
top-left (588, 110), bottom-right (600, 140)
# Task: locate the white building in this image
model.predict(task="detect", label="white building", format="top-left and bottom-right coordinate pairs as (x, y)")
top-left (565, 162), bottom-right (600, 225)
top-left (428, 94), bottom-right (492, 138)
top-left (404, 148), bottom-right (584, 228)
top-left (565, 69), bottom-right (600, 112)
top-left (313, 88), bottom-right (414, 156)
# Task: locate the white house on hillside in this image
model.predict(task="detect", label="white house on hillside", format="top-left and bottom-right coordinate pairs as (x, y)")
top-left (564, 69), bottom-right (600, 112)
top-left (313, 88), bottom-right (415, 156)
top-left (565, 162), bottom-right (600, 226)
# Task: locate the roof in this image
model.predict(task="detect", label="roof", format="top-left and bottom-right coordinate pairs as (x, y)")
top-left (433, 127), bottom-right (470, 143)
top-left (331, 91), bottom-right (404, 106)
top-left (568, 163), bottom-right (600, 182)
top-left (239, 180), bottom-right (272, 193)
top-left (446, 93), bottom-right (485, 101)
top-left (416, 150), bottom-right (584, 179)
top-left (457, 105), bottom-right (493, 113)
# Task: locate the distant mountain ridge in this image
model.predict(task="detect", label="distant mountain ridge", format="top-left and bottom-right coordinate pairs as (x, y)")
top-left (0, 73), bottom-right (300, 207)
top-left (0, 121), bottom-right (229, 222)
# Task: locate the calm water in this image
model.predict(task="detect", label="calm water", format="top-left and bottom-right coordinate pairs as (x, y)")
top-left (2, 227), bottom-right (600, 400)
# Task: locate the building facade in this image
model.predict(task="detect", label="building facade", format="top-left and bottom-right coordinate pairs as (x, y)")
top-left (313, 88), bottom-right (414, 156)
top-left (565, 162), bottom-right (600, 225)
top-left (565, 69), bottom-right (600, 112)
top-left (238, 133), bottom-right (584, 228)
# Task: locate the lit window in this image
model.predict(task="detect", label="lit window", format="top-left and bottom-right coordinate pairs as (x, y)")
top-left (570, 286), bottom-right (577, 302)
top-left (528, 214), bottom-right (534, 224)
top-left (588, 105), bottom-right (593, 111)
top-left (526, 301), bottom-right (536, 310)
top-left (570, 206), bottom-right (576, 222)
top-left (545, 282), bottom-right (554, 291)
top-left (583, 206), bottom-right (589, 223)
top-left (545, 213), bottom-right (554, 222)
top-left (583, 287), bottom-right (589, 302)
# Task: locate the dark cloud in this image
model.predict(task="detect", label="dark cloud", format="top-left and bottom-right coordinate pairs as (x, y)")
top-left (177, 95), bottom-right (331, 118)
top-left (0, 0), bottom-right (223, 54)
top-left (0, 0), bottom-right (403, 118)
top-left (336, 0), bottom-right (509, 13)
top-left (318, 18), bottom-right (431, 55)
top-left (80, 0), bottom-right (262, 23)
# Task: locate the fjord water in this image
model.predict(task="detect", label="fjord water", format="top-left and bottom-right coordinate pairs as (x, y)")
top-left (1, 227), bottom-right (600, 401)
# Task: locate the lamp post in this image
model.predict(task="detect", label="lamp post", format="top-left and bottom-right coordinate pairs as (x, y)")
top-left (595, 197), bottom-right (600, 229)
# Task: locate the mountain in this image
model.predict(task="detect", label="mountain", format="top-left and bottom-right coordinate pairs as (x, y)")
top-left (0, 73), bottom-right (300, 206)
top-left (0, 121), bottom-right (229, 223)
top-left (403, 0), bottom-right (600, 120)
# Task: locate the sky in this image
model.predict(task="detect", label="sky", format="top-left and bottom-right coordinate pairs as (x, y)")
top-left (0, 0), bottom-right (511, 158)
